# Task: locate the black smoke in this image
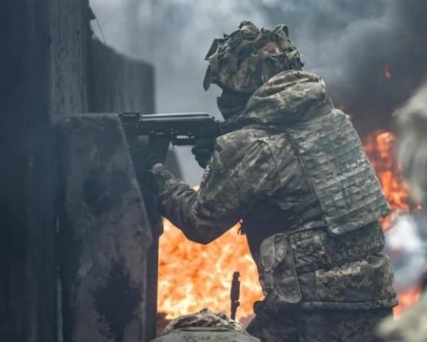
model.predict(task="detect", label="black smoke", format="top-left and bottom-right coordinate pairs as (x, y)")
top-left (90, 0), bottom-right (427, 182)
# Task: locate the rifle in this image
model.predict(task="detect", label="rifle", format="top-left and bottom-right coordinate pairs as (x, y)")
top-left (230, 271), bottom-right (241, 320)
top-left (119, 112), bottom-right (221, 160)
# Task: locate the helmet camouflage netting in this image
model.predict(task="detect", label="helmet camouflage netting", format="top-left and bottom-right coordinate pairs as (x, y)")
top-left (203, 21), bottom-right (303, 93)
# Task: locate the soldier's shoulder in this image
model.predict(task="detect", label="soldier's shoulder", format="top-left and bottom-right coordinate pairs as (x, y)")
top-left (216, 128), bottom-right (268, 149)
top-left (268, 70), bottom-right (325, 87)
top-left (215, 129), bottom-right (273, 165)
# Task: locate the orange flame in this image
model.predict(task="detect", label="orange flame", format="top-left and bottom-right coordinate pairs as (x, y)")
top-left (363, 131), bottom-right (411, 229)
top-left (393, 287), bottom-right (422, 318)
top-left (159, 220), bottom-right (262, 320)
top-left (363, 131), bottom-right (420, 316)
top-left (158, 130), bottom-right (420, 321)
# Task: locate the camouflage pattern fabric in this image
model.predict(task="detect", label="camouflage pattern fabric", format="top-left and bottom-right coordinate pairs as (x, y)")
top-left (379, 291), bottom-right (427, 342)
top-left (246, 307), bottom-right (392, 342)
top-left (396, 83), bottom-right (427, 205)
top-left (151, 70), bottom-right (397, 313)
top-left (162, 308), bottom-right (245, 335)
top-left (203, 21), bottom-right (303, 94)
top-left (377, 84), bottom-right (427, 342)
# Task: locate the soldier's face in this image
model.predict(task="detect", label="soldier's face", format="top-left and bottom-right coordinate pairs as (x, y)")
top-left (222, 41), bottom-right (285, 93)
top-left (260, 42), bottom-right (282, 55)
top-left (259, 42), bottom-right (286, 83)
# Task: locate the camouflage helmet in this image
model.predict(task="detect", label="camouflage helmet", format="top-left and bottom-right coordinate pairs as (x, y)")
top-left (203, 21), bottom-right (303, 94)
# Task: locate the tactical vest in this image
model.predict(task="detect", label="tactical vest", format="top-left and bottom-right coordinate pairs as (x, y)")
top-left (252, 103), bottom-right (391, 311)
top-left (284, 105), bottom-right (390, 235)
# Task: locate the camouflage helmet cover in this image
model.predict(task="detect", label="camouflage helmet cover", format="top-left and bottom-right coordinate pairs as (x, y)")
top-left (203, 21), bottom-right (303, 93)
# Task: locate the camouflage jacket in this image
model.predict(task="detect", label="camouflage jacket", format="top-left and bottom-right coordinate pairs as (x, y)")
top-left (379, 291), bottom-right (427, 342)
top-left (152, 70), bottom-right (397, 311)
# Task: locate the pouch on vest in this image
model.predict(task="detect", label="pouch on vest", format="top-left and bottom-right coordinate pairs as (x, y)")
top-left (258, 233), bottom-right (302, 311)
top-left (285, 109), bottom-right (390, 236)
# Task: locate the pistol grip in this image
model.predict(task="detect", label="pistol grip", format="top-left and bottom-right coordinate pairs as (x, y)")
top-left (148, 135), bottom-right (170, 163)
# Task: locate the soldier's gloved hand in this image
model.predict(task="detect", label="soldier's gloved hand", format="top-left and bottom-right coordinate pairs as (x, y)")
top-left (191, 138), bottom-right (216, 168)
top-left (130, 138), bottom-right (161, 171)
top-left (129, 138), bottom-right (161, 191)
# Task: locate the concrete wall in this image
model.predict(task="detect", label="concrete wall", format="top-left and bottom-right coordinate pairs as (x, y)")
top-left (49, 0), bottom-right (92, 116)
top-left (89, 39), bottom-right (155, 113)
top-left (0, 0), bottom-right (155, 341)
top-left (56, 114), bottom-right (152, 342)
top-left (0, 1), bottom-right (60, 341)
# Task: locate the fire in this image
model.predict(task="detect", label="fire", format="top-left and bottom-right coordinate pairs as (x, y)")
top-left (158, 130), bottom-right (420, 322)
top-left (393, 287), bottom-right (422, 318)
top-left (363, 131), bottom-right (421, 316)
top-left (158, 219), bottom-right (263, 320)
top-left (363, 131), bottom-right (411, 229)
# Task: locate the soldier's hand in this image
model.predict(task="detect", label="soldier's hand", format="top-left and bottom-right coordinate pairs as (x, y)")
top-left (191, 138), bottom-right (216, 168)
top-left (129, 138), bottom-right (162, 194)
top-left (129, 137), bottom-right (161, 172)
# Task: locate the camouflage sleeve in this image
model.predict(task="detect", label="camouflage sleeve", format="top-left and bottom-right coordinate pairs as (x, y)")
top-left (397, 83), bottom-right (427, 205)
top-left (152, 134), bottom-right (277, 244)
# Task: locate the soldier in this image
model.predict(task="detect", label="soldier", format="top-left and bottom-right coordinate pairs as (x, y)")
top-left (378, 84), bottom-right (427, 342)
top-left (396, 84), bottom-right (427, 209)
top-left (131, 21), bottom-right (397, 342)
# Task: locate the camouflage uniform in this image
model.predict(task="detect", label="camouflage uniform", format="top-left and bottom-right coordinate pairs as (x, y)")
top-left (396, 84), bottom-right (427, 206)
top-left (146, 21), bottom-right (397, 342)
top-left (379, 292), bottom-right (427, 342)
top-left (151, 70), bottom-right (397, 341)
top-left (247, 307), bottom-right (391, 342)
top-left (378, 84), bottom-right (427, 342)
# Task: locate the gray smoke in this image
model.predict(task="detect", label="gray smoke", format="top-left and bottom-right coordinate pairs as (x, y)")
top-left (90, 0), bottom-right (427, 184)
